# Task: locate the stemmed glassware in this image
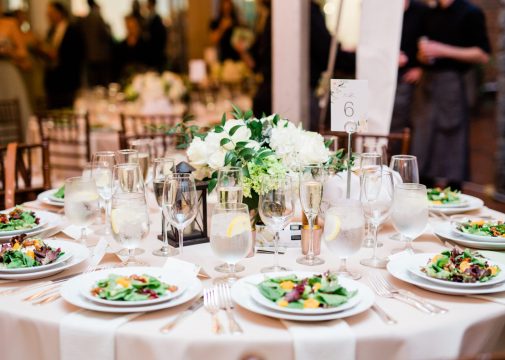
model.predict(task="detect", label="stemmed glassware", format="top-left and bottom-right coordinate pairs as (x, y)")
top-left (111, 192), bottom-right (150, 266)
top-left (162, 173), bottom-right (199, 255)
top-left (323, 199), bottom-right (365, 279)
top-left (116, 149), bottom-right (139, 165)
top-left (210, 203), bottom-right (252, 284)
top-left (130, 139), bottom-right (153, 184)
top-left (64, 176), bottom-right (100, 245)
top-left (360, 168), bottom-right (394, 268)
top-left (359, 152), bottom-right (383, 248)
top-left (152, 157), bottom-right (176, 256)
top-left (259, 177), bottom-right (295, 272)
top-left (297, 164), bottom-right (325, 266)
top-left (391, 183), bottom-right (428, 254)
top-left (91, 151), bottom-right (116, 235)
top-left (112, 163), bottom-right (145, 195)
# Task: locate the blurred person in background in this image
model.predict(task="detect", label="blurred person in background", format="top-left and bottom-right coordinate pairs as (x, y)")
top-left (412, 0), bottom-right (490, 190)
top-left (42, 1), bottom-right (84, 109)
top-left (79, 0), bottom-right (113, 87)
top-left (116, 14), bottom-right (149, 81)
top-left (145, 0), bottom-right (167, 72)
top-left (210, 0), bottom-right (242, 62)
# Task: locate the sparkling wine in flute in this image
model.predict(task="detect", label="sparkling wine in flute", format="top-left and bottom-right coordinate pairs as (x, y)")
top-left (153, 180), bottom-right (164, 207)
top-left (300, 181), bottom-right (322, 218)
top-left (137, 152), bottom-right (150, 181)
top-left (118, 166), bottom-right (140, 192)
top-left (218, 186), bottom-right (243, 204)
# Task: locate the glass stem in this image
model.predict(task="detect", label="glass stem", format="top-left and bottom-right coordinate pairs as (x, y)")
top-left (104, 199), bottom-right (111, 235)
top-left (273, 231), bottom-right (280, 269)
top-left (405, 237), bottom-right (414, 254)
top-left (178, 228), bottom-right (184, 255)
top-left (80, 227), bottom-right (87, 244)
top-left (128, 248), bottom-right (135, 264)
top-left (371, 222), bottom-right (379, 260)
top-left (161, 212), bottom-right (169, 251)
top-left (228, 263), bottom-right (236, 274)
top-left (338, 257), bottom-right (348, 273)
top-left (307, 216), bottom-right (315, 260)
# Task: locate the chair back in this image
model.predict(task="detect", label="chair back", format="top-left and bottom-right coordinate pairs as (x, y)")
top-left (0, 99), bottom-right (23, 146)
top-left (1, 142), bottom-right (51, 209)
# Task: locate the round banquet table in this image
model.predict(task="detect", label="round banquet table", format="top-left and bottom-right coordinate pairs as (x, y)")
top-left (2, 194), bottom-right (505, 360)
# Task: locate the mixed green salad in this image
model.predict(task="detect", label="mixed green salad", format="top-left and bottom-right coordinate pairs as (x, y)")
top-left (0, 207), bottom-right (40, 232)
top-left (427, 187), bottom-right (462, 205)
top-left (457, 219), bottom-right (505, 238)
top-left (90, 274), bottom-right (178, 302)
top-left (0, 234), bottom-right (64, 269)
top-left (53, 185), bottom-right (65, 199)
top-left (421, 248), bottom-right (501, 283)
top-left (258, 272), bottom-right (357, 309)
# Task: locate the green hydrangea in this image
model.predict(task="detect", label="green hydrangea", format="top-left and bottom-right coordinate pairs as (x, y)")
top-left (242, 156), bottom-right (287, 198)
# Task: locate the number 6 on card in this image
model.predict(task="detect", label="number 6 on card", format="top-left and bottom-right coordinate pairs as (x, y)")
top-left (330, 79), bottom-right (368, 132)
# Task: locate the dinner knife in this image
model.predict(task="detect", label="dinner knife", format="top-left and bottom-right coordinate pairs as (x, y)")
top-left (160, 296), bottom-right (204, 333)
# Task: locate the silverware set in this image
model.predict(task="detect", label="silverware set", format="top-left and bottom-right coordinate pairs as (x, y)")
top-left (203, 285), bottom-right (243, 334)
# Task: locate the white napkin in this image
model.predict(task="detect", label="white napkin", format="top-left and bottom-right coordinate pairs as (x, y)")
top-left (60, 310), bottom-right (142, 360)
top-left (281, 319), bottom-right (356, 360)
top-left (163, 257), bottom-right (201, 278)
top-left (62, 225), bottom-right (93, 240)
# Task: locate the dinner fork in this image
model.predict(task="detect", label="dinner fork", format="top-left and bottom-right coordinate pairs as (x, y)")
top-left (203, 287), bottom-right (223, 334)
top-left (367, 273), bottom-right (433, 314)
top-left (217, 284), bottom-right (243, 334)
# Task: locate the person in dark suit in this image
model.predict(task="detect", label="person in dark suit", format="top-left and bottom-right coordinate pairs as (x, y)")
top-left (43, 1), bottom-right (83, 109)
top-left (145, 0), bottom-right (167, 72)
top-left (116, 14), bottom-right (149, 81)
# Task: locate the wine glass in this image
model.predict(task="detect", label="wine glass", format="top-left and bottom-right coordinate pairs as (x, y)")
top-left (91, 161), bottom-right (113, 235)
top-left (259, 177), bottom-right (295, 272)
top-left (210, 203), bottom-right (252, 284)
top-left (217, 167), bottom-right (243, 204)
top-left (391, 183), bottom-right (428, 254)
top-left (323, 199), bottom-right (364, 279)
top-left (152, 157), bottom-right (176, 257)
top-left (389, 155), bottom-right (419, 184)
top-left (297, 164), bottom-right (325, 266)
top-left (112, 163), bottom-right (145, 195)
top-left (359, 152), bottom-right (383, 248)
top-left (110, 192), bottom-right (150, 266)
top-left (115, 149), bottom-right (138, 164)
top-left (162, 173), bottom-right (199, 255)
top-left (130, 139), bottom-right (153, 183)
top-left (360, 168), bottom-right (394, 268)
top-left (64, 176), bottom-right (100, 245)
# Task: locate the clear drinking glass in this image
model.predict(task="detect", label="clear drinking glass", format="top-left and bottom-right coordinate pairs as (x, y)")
top-left (360, 168), bottom-right (394, 268)
top-left (297, 164), bottom-right (325, 266)
top-left (210, 203), bottom-right (252, 284)
top-left (259, 177), bottom-right (295, 272)
top-left (323, 199), bottom-right (364, 279)
top-left (152, 157), bottom-right (176, 256)
top-left (112, 163), bottom-right (145, 195)
top-left (391, 183), bottom-right (428, 254)
top-left (91, 161), bottom-right (113, 235)
top-left (162, 173), bottom-right (199, 256)
top-left (359, 152), bottom-right (383, 248)
top-left (115, 149), bottom-right (139, 165)
top-left (111, 192), bottom-right (150, 266)
top-left (92, 151), bottom-right (116, 234)
top-left (64, 176), bottom-right (100, 245)
top-left (130, 139), bottom-right (153, 183)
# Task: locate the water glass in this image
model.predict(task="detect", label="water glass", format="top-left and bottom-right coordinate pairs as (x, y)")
top-left (359, 152), bottom-right (383, 248)
top-left (210, 203), bottom-right (252, 284)
top-left (91, 161), bottom-right (113, 234)
top-left (217, 167), bottom-right (243, 204)
top-left (389, 155), bottom-right (419, 184)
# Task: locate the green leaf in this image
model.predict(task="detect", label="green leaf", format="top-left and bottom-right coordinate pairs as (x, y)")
top-left (228, 125), bottom-right (242, 137)
top-left (238, 147), bottom-right (255, 159)
top-left (244, 109), bottom-right (253, 120)
top-left (214, 126), bottom-right (224, 133)
top-left (235, 141), bottom-right (248, 149)
top-left (224, 151), bottom-right (236, 166)
top-left (220, 138), bottom-right (231, 147)
top-left (221, 113), bottom-right (226, 126)
top-left (208, 178), bottom-right (218, 193)
top-left (273, 114), bottom-right (279, 126)
top-left (231, 104), bottom-right (243, 119)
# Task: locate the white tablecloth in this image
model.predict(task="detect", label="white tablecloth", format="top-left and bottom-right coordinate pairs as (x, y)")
top-left (1, 194), bottom-right (505, 360)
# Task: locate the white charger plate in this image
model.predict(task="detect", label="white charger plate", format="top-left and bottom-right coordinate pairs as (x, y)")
top-left (80, 267), bottom-right (186, 307)
top-left (407, 253), bottom-right (505, 288)
top-left (451, 223), bottom-right (505, 243)
top-left (61, 268), bottom-right (202, 313)
top-left (388, 254), bottom-right (505, 295)
top-left (0, 240), bottom-right (73, 274)
top-left (433, 222), bottom-right (505, 251)
top-left (37, 189), bottom-right (64, 207)
top-left (0, 210), bottom-right (62, 242)
top-left (249, 271), bottom-right (362, 315)
top-left (0, 240), bottom-right (89, 280)
top-left (430, 194), bottom-right (483, 215)
top-left (231, 273), bottom-right (374, 321)
top-left (0, 208), bottom-right (48, 237)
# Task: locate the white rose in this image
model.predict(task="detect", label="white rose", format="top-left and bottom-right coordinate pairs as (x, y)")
top-left (224, 119), bottom-right (251, 145)
top-left (205, 131), bottom-right (226, 152)
top-left (187, 137), bottom-right (209, 167)
top-left (208, 148), bottom-right (227, 170)
top-left (270, 126), bottom-right (302, 156)
top-left (298, 131), bottom-right (330, 165)
top-left (245, 140), bottom-right (261, 151)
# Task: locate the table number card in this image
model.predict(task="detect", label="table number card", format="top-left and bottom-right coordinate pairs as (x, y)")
top-left (330, 79), bottom-right (369, 132)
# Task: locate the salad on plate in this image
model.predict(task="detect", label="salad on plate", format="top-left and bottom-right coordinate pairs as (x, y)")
top-left (456, 219), bottom-right (505, 239)
top-left (258, 272), bottom-right (357, 309)
top-left (90, 274), bottom-right (178, 302)
top-left (0, 207), bottom-right (40, 232)
top-left (427, 187), bottom-right (463, 206)
top-left (51, 186), bottom-right (65, 201)
top-left (421, 248), bottom-right (501, 283)
top-left (0, 234), bottom-right (64, 269)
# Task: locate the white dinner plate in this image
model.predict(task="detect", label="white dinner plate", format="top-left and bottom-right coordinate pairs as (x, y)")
top-left (80, 267), bottom-right (186, 307)
top-left (0, 240), bottom-right (89, 280)
top-left (61, 268), bottom-right (202, 313)
top-left (388, 254), bottom-right (505, 295)
top-left (429, 199), bottom-right (468, 209)
top-left (0, 210), bottom-right (62, 242)
top-left (407, 253), bottom-right (505, 288)
top-left (249, 271), bottom-right (362, 315)
top-left (451, 223), bottom-right (505, 243)
top-left (0, 208), bottom-right (48, 237)
top-left (430, 194), bottom-right (483, 215)
top-left (432, 221), bottom-right (505, 251)
top-left (0, 240), bottom-right (73, 274)
top-left (231, 273), bottom-right (374, 321)
top-left (37, 189), bottom-right (65, 207)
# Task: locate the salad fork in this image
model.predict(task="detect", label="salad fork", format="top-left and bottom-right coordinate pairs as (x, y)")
top-left (203, 287), bottom-right (223, 334)
top-left (217, 284), bottom-right (243, 334)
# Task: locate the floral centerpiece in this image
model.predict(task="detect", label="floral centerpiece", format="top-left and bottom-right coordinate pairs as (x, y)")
top-left (184, 107), bottom-right (345, 218)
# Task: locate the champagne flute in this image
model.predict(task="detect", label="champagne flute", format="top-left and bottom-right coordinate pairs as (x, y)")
top-left (91, 161), bottom-right (113, 235)
top-left (152, 157), bottom-right (176, 257)
top-left (116, 149), bottom-right (138, 165)
top-left (162, 173), bottom-right (199, 255)
top-left (360, 168), bottom-right (394, 268)
top-left (323, 199), bottom-right (364, 279)
top-left (130, 139), bottom-right (153, 183)
top-left (359, 152), bottom-right (383, 248)
top-left (259, 177), bottom-right (295, 272)
top-left (297, 164), bottom-right (325, 266)
top-left (64, 176), bottom-right (100, 245)
top-left (210, 203), bottom-right (252, 284)
top-left (391, 183), bottom-right (428, 254)
top-left (92, 151), bottom-right (116, 235)
top-left (111, 192), bottom-right (150, 266)
top-left (112, 163), bottom-right (145, 195)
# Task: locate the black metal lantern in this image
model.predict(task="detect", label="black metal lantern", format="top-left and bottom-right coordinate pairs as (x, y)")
top-left (161, 161), bottom-right (209, 247)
